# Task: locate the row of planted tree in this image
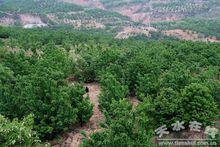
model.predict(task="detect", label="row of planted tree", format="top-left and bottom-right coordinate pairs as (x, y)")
top-left (0, 27), bottom-right (219, 146)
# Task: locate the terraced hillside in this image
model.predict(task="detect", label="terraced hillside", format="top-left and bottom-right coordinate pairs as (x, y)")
top-left (0, 0), bottom-right (220, 40)
top-left (0, 0), bottom-right (137, 32)
top-left (59, 0), bottom-right (220, 39)
top-left (61, 0), bottom-right (220, 23)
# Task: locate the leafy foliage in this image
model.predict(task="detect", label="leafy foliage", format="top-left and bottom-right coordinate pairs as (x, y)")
top-left (0, 114), bottom-right (45, 146)
top-left (154, 19), bottom-right (220, 39)
top-left (0, 42), bottom-right (93, 139)
top-left (0, 0), bottom-right (83, 13)
top-left (81, 99), bottom-right (154, 147)
top-left (0, 26), bottom-right (219, 145)
top-left (152, 88), bottom-right (182, 126)
top-left (99, 73), bottom-right (129, 112)
top-left (69, 84), bottom-right (93, 126)
top-left (181, 83), bottom-right (218, 125)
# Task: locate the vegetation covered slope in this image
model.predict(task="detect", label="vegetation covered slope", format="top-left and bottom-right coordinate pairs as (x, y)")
top-left (1, 0), bottom-right (220, 40)
top-left (100, 0), bottom-right (220, 39)
top-left (0, 0), bottom-right (135, 34)
top-left (0, 26), bottom-right (219, 146)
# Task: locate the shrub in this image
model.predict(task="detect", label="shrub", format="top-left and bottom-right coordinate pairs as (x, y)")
top-left (144, 83), bottom-right (218, 128)
top-left (99, 73), bottom-right (129, 112)
top-left (136, 73), bottom-right (159, 101)
top-left (0, 47), bottom-right (93, 139)
top-left (81, 99), bottom-right (154, 147)
top-left (0, 64), bottom-right (16, 118)
top-left (153, 88), bottom-right (182, 126)
top-left (181, 83), bottom-right (218, 125)
top-left (13, 74), bottom-right (79, 138)
top-left (69, 84), bottom-right (93, 126)
top-left (159, 63), bottom-right (192, 91)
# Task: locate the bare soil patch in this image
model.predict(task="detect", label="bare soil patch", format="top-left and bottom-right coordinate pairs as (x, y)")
top-left (162, 29), bottom-right (220, 43)
top-left (115, 26), bottom-right (157, 39)
top-left (115, 27), bottom-right (149, 39)
top-left (19, 14), bottom-right (44, 25)
top-left (128, 96), bottom-right (140, 107)
top-left (0, 17), bottom-right (14, 26)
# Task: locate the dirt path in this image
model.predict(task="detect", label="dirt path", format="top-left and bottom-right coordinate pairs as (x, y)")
top-left (62, 83), bottom-right (104, 147)
top-left (128, 96), bottom-right (140, 107)
top-left (53, 83), bottom-right (139, 147)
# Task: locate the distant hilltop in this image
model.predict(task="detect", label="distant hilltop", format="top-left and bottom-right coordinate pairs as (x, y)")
top-left (0, 0), bottom-right (220, 41)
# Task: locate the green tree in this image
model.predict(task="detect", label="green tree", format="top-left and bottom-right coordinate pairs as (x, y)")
top-left (99, 73), bottom-right (129, 112)
top-left (181, 83), bottom-right (218, 125)
top-left (159, 62), bottom-right (192, 91)
top-left (136, 73), bottom-right (159, 101)
top-left (153, 88), bottom-right (182, 126)
top-left (81, 99), bottom-right (154, 147)
top-left (0, 47), bottom-right (93, 139)
top-left (0, 64), bottom-right (16, 118)
top-left (69, 84), bottom-right (93, 127)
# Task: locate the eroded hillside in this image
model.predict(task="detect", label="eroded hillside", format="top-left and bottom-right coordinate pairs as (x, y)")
top-left (0, 0), bottom-right (220, 41)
